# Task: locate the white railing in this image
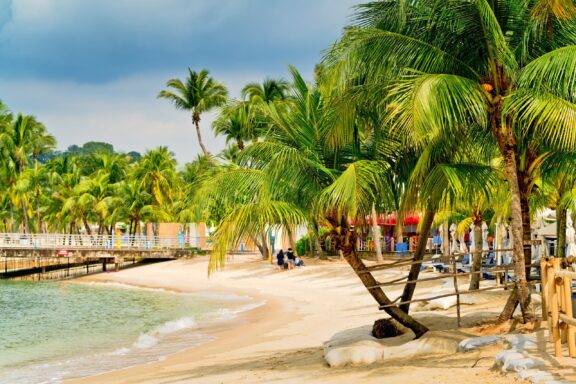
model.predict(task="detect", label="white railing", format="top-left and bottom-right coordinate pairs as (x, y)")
top-left (0, 233), bottom-right (208, 250)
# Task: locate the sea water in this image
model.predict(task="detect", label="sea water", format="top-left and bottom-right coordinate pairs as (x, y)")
top-left (0, 280), bottom-right (262, 384)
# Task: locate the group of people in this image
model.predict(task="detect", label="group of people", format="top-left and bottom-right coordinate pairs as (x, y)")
top-left (276, 248), bottom-right (304, 271)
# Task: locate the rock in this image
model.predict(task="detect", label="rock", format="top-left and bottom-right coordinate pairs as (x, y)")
top-left (372, 318), bottom-right (404, 339)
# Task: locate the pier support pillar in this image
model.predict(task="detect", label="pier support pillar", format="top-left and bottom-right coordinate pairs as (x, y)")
top-left (102, 259), bottom-right (107, 272)
top-left (114, 256), bottom-right (123, 272)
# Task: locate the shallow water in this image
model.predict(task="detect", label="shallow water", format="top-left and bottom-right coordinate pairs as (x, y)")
top-left (0, 280), bottom-right (261, 384)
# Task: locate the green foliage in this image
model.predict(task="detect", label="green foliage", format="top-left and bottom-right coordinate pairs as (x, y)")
top-left (295, 235), bottom-right (310, 256)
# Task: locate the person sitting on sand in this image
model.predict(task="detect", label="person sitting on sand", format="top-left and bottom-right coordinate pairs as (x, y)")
top-left (286, 248), bottom-right (295, 269)
top-left (276, 249), bottom-right (285, 271)
top-left (294, 256), bottom-right (304, 267)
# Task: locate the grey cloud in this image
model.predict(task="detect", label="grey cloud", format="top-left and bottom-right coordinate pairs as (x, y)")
top-left (0, 69), bottom-right (280, 165)
top-left (0, 0), bottom-right (358, 82)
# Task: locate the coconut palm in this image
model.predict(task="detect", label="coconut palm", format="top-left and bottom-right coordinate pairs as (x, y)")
top-left (0, 113), bottom-right (55, 232)
top-left (204, 67), bottom-right (435, 337)
top-left (326, 0), bottom-right (576, 322)
top-left (158, 68), bottom-right (228, 157)
top-left (241, 78), bottom-right (290, 105)
top-left (212, 102), bottom-right (257, 150)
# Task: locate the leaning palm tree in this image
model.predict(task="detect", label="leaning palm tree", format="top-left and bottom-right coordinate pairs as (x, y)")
top-left (204, 67), bottom-right (431, 338)
top-left (158, 68), bottom-right (228, 157)
top-left (326, 0), bottom-right (576, 322)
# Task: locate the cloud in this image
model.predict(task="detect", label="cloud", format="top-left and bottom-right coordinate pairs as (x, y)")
top-left (0, 0), bottom-right (357, 82)
top-left (0, 69), bottom-right (287, 165)
top-left (0, 0), bottom-right (359, 165)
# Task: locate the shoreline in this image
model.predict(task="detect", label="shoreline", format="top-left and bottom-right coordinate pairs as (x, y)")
top-left (64, 256), bottom-right (530, 384)
top-left (66, 256), bottom-right (297, 384)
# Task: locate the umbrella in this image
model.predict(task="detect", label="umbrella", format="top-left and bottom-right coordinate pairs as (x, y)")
top-left (482, 222), bottom-right (490, 251)
top-left (506, 224), bottom-right (514, 264)
top-left (459, 232), bottom-right (468, 254)
top-left (566, 215), bottom-right (576, 257)
top-left (450, 224), bottom-right (457, 255)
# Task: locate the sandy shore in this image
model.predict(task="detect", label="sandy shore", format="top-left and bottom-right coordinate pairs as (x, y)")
top-left (65, 255), bottom-right (536, 384)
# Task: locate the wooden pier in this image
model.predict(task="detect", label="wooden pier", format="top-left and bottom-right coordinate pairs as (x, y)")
top-left (0, 233), bottom-right (200, 280)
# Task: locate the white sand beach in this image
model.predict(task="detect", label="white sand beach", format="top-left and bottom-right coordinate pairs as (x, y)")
top-left (64, 255), bottom-right (572, 384)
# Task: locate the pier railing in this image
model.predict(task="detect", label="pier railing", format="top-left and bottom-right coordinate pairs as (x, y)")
top-left (0, 233), bottom-right (208, 250)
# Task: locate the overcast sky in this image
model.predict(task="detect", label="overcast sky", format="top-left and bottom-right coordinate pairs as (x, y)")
top-left (0, 0), bottom-right (359, 164)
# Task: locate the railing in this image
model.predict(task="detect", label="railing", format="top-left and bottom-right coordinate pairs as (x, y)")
top-left (0, 233), bottom-right (209, 250)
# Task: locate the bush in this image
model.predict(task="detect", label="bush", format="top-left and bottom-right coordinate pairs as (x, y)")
top-left (296, 236), bottom-right (310, 256)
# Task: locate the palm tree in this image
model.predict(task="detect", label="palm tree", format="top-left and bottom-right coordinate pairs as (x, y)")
top-left (0, 113), bottom-right (55, 232)
top-left (158, 68), bottom-right (228, 157)
top-left (133, 147), bottom-right (179, 235)
top-left (204, 67), bottom-right (431, 337)
top-left (241, 78), bottom-right (289, 104)
top-left (212, 102), bottom-right (256, 150)
top-left (326, 0), bottom-right (576, 322)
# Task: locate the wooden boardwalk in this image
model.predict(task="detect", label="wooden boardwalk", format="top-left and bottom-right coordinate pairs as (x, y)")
top-left (0, 233), bottom-right (200, 280)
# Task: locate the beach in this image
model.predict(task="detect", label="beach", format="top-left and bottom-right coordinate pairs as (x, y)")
top-left (60, 254), bottom-right (547, 384)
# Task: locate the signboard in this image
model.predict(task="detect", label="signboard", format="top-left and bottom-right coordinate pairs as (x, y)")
top-left (57, 249), bottom-right (69, 257)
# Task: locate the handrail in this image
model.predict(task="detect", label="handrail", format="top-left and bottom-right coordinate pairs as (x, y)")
top-left (0, 232), bottom-right (209, 250)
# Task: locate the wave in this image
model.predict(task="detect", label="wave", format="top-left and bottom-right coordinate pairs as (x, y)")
top-left (77, 281), bottom-right (185, 295)
top-left (130, 316), bottom-right (198, 350)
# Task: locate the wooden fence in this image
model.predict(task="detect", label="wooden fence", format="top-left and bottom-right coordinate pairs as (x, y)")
top-left (541, 256), bottom-right (576, 358)
top-left (372, 248), bottom-right (539, 327)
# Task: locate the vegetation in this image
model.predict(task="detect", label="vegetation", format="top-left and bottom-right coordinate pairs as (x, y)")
top-left (3, 0), bottom-right (576, 339)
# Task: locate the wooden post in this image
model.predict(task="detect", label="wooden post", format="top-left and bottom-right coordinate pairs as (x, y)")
top-left (452, 256), bottom-right (461, 327)
top-left (541, 258), bottom-right (549, 321)
top-left (564, 274), bottom-right (576, 357)
top-left (550, 257), bottom-right (562, 357)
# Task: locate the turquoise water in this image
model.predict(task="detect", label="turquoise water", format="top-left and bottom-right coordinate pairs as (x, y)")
top-left (0, 280), bottom-right (260, 383)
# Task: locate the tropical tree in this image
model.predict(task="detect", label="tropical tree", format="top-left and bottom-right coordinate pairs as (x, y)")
top-left (0, 113), bottom-right (55, 232)
top-left (326, 0), bottom-right (576, 322)
top-left (241, 78), bottom-right (290, 105)
top-left (212, 102), bottom-right (257, 150)
top-left (158, 68), bottom-right (228, 157)
top-left (204, 67), bottom-right (433, 337)
top-left (133, 147), bottom-right (179, 234)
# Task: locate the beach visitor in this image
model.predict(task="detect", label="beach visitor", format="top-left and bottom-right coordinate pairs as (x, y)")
top-left (295, 256), bottom-right (304, 267)
top-left (276, 249), bottom-right (285, 271)
top-left (286, 248), bottom-right (295, 269)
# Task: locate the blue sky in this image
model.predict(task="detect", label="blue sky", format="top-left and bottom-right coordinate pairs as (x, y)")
top-left (0, 0), bottom-right (359, 164)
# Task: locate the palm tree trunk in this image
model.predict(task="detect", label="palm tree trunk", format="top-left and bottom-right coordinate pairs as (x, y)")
top-left (396, 221), bottom-right (403, 246)
top-left (519, 172), bottom-right (533, 277)
top-left (313, 221), bottom-right (326, 260)
top-left (36, 192), bottom-right (42, 234)
top-left (498, 144), bottom-right (534, 323)
top-left (82, 216), bottom-right (92, 236)
top-left (469, 220), bottom-right (483, 290)
top-left (557, 207), bottom-right (567, 259)
top-left (260, 230), bottom-right (269, 260)
top-left (20, 197), bottom-right (29, 233)
top-left (9, 201), bottom-right (14, 233)
top-left (237, 138), bottom-right (245, 151)
top-left (286, 225), bottom-right (298, 256)
top-left (192, 115), bottom-right (209, 157)
top-left (399, 208), bottom-right (435, 314)
top-left (331, 215), bottom-right (428, 338)
top-left (371, 204), bottom-right (383, 262)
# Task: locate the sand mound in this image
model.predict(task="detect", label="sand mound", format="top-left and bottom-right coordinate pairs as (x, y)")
top-left (324, 326), bottom-right (463, 367)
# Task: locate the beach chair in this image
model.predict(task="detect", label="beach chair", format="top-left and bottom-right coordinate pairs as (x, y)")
top-left (456, 254), bottom-right (471, 273)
